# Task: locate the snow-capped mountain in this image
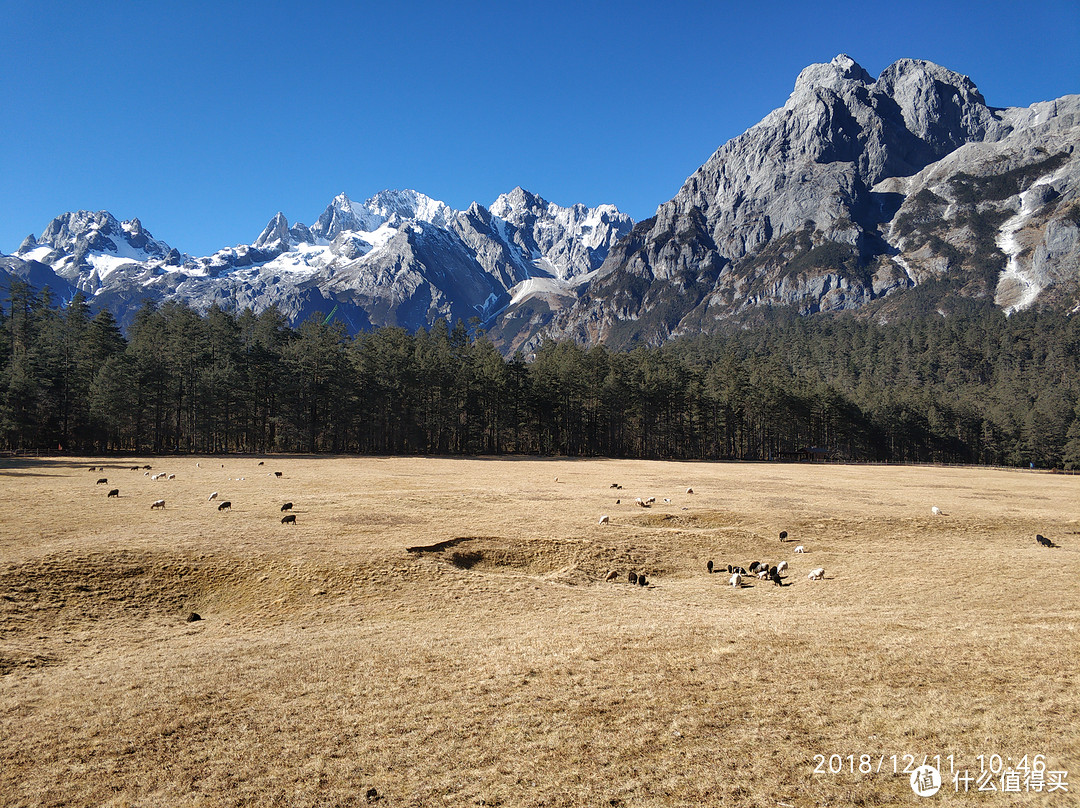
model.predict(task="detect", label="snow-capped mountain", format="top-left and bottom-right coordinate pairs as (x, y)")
top-left (5, 189), bottom-right (633, 341)
top-left (4, 55), bottom-right (1077, 353)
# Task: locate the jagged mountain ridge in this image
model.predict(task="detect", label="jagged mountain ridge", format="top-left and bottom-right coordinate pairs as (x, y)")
top-left (8, 189), bottom-right (633, 339)
top-left (4, 54), bottom-right (1078, 352)
top-left (535, 55), bottom-right (1079, 349)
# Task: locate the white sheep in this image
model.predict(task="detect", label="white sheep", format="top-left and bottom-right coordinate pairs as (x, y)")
top-left (686, 487), bottom-right (694, 494)
top-left (729, 573), bottom-right (742, 588)
top-left (636, 498), bottom-right (650, 508)
top-left (208, 492), bottom-right (219, 502)
top-left (756, 570), bottom-right (769, 580)
top-left (807, 568), bottom-right (825, 581)
top-left (777, 560), bottom-right (788, 574)
top-left (931, 506), bottom-right (941, 516)
top-left (167, 474), bottom-right (175, 480)
top-left (794, 545), bottom-right (805, 554)
top-left (150, 499), bottom-right (165, 510)
top-left (598, 515), bottom-right (609, 524)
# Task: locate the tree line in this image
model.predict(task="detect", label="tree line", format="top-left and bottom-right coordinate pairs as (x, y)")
top-left (2, 278), bottom-right (1078, 468)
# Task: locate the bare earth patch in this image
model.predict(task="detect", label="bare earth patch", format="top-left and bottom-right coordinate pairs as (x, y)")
top-left (1, 456), bottom-right (1077, 806)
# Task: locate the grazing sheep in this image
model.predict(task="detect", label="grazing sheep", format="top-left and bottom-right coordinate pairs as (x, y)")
top-left (638, 575), bottom-right (648, 587)
top-left (107, 489), bottom-right (119, 498)
top-left (129, 466), bottom-right (140, 471)
top-left (616, 499), bottom-right (620, 504)
top-left (167, 474), bottom-right (175, 480)
top-left (707, 560), bottom-right (714, 574)
top-left (258, 461), bottom-right (264, 466)
top-left (628, 571), bottom-right (638, 585)
top-left (96, 478), bottom-right (108, 484)
top-left (807, 568), bottom-right (825, 581)
top-left (88, 467), bottom-right (96, 472)
top-left (610, 483), bottom-right (620, 488)
top-left (142, 465), bottom-right (152, 470)
top-left (727, 565), bottom-right (747, 575)
top-left (931, 506), bottom-right (941, 516)
top-left (281, 502), bottom-right (293, 512)
top-left (779, 530), bottom-right (788, 541)
top-left (769, 566), bottom-right (784, 586)
top-left (729, 573), bottom-right (742, 588)
top-left (598, 515), bottom-right (610, 524)
top-left (644, 496), bottom-right (656, 504)
top-left (218, 501), bottom-right (232, 511)
top-left (144, 471), bottom-right (150, 477)
top-left (776, 560), bottom-right (788, 574)
top-left (1036, 534), bottom-right (1058, 548)
top-left (635, 498), bottom-right (650, 508)
top-left (281, 514), bottom-right (296, 525)
top-left (748, 561), bottom-right (763, 574)
top-left (663, 498), bottom-right (671, 504)
top-left (757, 570), bottom-right (769, 580)
top-left (208, 492), bottom-right (219, 501)
top-left (150, 499), bottom-right (165, 509)
top-left (686, 487), bottom-right (694, 494)
top-left (274, 471), bottom-right (283, 477)
top-left (794, 546), bottom-right (805, 554)
top-left (605, 570), bottom-right (619, 581)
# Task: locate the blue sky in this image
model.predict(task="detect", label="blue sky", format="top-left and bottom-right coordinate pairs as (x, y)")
top-left (2, 0), bottom-right (1077, 257)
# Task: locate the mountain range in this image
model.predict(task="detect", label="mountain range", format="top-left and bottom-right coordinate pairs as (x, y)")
top-left (3, 54), bottom-right (1077, 352)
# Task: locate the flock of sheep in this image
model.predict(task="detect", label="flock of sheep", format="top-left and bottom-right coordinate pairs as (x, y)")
top-left (92, 463), bottom-right (297, 523)
top-left (597, 483), bottom-right (827, 589)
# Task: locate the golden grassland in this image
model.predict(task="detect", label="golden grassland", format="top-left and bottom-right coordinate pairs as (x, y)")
top-left (1, 456), bottom-right (1078, 807)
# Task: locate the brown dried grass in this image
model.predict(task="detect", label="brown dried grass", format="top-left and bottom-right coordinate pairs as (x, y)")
top-left (1, 456), bottom-right (1077, 806)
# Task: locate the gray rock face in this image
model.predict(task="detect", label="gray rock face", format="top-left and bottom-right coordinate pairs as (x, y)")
top-left (537, 55), bottom-right (1078, 350)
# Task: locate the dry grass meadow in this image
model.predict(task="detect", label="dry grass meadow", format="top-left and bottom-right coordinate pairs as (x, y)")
top-left (1, 455), bottom-right (1078, 807)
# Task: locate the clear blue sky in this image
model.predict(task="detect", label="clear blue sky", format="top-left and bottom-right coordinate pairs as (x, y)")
top-left (2, 0), bottom-right (1077, 257)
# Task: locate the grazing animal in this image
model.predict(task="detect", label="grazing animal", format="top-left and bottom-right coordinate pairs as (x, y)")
top-left (605, 570), bottom-right (619, 581)
top-left (144, 471), bottom-right (150, 477)
top-left (644, 496), bottom-right (656, 504)
top-left (757, 570), bottom-right (769, 580)
top-left (729, 573), bottom-right (742, 588)
top-left (769, 566), bottom-right (784, 586)
top-left (218, 501), bottom-right (232, 511)
top-left (638, 575), bottom-right (648, 586)
top-left (931, 506), bottom-right (941, 516)
top-left (1036, 534), bottom-right (1058, 548)
top-left (794, 546), bottom-right (805, 554)
top-left (598, 515), bottom-right (610, 524)
top-left (281, 502), bottom-right (293, 512)
top-left (88, 467), bottom-right (96, 472)
top-left (616, 499), bottom-right (620, 504)
top-left (274, 471), bottom-right (283, 477)
top-left (107, 489), bottom-right (119, 498)
top-left (807, 568), bottom-right (825, 581)
top-left (707, 560), bottom-right (714, 574)
top-left (628, 571), bottom-right (638, 585)
top-left (779, 530), bottom-right (788, 541)
top-left (167, 474), bottom-right (175, 480)
top-left (208, 492), bottom-right (219, 501)
top-left (727, 565), bottom-right (747, 575)
top-left (129, 466), bottom-right (140, 471)
top-left (281, 514), bottom-right (296, 525)
top-left (150, 499), bottom-right (165, 509)
top-left (686, 487), bottom-right (694, 494)
top-left (776, 560), bottom-right (788, 574)
top-left (610, 483), bottom-right (619, 488)
top-left (748, 561), bottom-right (764, 574)
top-left (96, 478), bottom-right (108, 484)
top-left (143, 465), bottom-right (152, 470)
top-left (663, 498), bottom-right (671, 503)
top-left (258, 461), bottom-right (264, 466)
top-left (635, 498), bottom-right (650, 508)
